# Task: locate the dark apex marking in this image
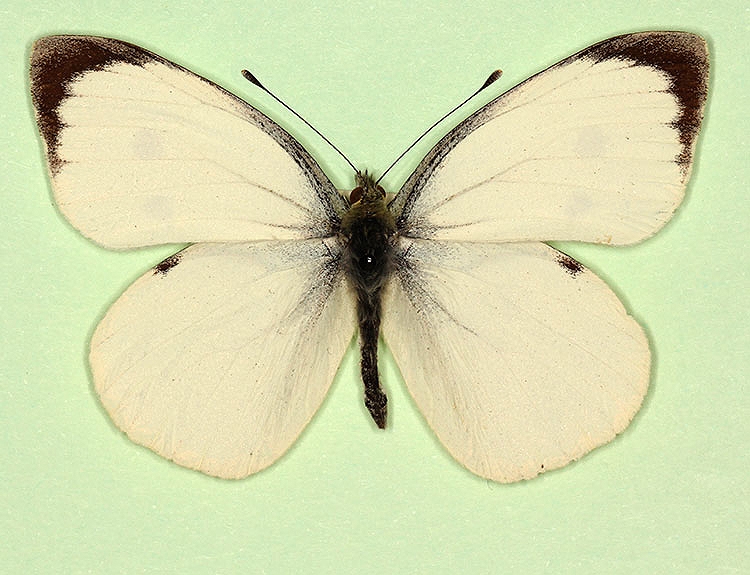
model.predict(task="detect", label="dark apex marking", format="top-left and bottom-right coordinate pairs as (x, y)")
top-left (153, 253), bottom-right (182, 275)
top-left (557, 253), bottom-right (584, 277)
top-left (582, 32), bottom-right (709, 169)
top-left (30, 36), bottom-right (153, 174)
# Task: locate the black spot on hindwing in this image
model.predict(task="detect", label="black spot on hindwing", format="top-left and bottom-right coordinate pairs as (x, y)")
top-left (557, 253), bottom-right (584, 277)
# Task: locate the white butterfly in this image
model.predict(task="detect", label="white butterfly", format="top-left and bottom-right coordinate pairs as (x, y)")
top-left (30, 32), bottom-right (708, 482)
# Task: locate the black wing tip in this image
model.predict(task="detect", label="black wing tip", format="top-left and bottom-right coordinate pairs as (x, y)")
top-left (586, 33), bottom-right (708, 144)
top-left (583, 31), bottom-right (709, 97)
top-left (583, 32), bottom-right (709, 177)
top-left (30, 35), bottom-right (156, 170)
top-left (583, 31), bottom-right (708, 62)
top-left (30, 35), bottom-right (155, 98)
top-left (584, 31), bottom-right (708, 91)
top-left (31, 34), bottom-right (155, 70)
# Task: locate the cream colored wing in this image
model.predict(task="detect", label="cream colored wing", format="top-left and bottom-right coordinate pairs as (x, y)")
top-left (382, 239), bottom-right (649, 482)
top-left (390, 32), bottom-right (708, 245)
top-left (91, 238), bottom-right (355, 478)
top-left (30, 36), bottom-right (347, 248)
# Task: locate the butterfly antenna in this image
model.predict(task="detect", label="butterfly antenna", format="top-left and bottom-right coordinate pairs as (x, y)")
top-left (242, 69), bottom-right (358, 172)
top-left (375, 69), bottom-right (503, 185)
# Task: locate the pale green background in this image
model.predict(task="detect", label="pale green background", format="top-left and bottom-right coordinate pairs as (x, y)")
top-left (2, 1), bottom-right (747, 573)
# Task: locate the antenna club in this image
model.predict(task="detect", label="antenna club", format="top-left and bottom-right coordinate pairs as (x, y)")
top-left (241, 69), bottom-right (263, 88)
top-left (481, 69), bottom-right (503, 90)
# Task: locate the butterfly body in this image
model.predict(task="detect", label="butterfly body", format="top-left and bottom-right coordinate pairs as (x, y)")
top-left (30, 32), bottom-right (708, 481)
top-left (341, 172), bottom-right (396, 427)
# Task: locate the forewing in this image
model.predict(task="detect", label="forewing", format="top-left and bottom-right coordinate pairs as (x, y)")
top-left (382, 239), bottom-right (649, 482)
top-left (91, 239), bottom-right (355, 478)
top-left (30, 36), bottom-right (348, 248)
top-left (390, 32), bottom-right (709, 245)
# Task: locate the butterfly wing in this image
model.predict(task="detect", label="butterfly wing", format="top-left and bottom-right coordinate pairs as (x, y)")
top-left (30, 35), bottom-right (348, 248)
top-left (383, 240), bottom-right (649, 482)
top-left (30, 36), bottom-right (357, 477)
top-left (383, 32), bottom-right (708, 481)
top-left (91, 239), bottom-right (355, 478)
top-left (389, 32), bottom-right (708, 245)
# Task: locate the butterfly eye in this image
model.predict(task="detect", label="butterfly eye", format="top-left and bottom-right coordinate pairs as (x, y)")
top-left (349, 186), bottom-right (364, 204)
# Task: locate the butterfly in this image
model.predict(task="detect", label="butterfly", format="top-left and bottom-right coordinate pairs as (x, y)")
top-left (30, 32), bottom-right (708, 482)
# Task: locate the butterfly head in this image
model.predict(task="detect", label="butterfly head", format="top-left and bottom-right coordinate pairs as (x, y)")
top-left (348, 170), bottom-right (386, 206)
top-left (342, 171), bottom-right (394, 233)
